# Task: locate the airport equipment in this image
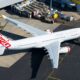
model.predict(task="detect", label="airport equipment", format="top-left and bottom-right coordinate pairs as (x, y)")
top-left (11, 0), bottom-right (50, 18)
top-left (41, 0), bottom-right (74, 21)
top-left (44, 0), bottom-right (80, 11)
top-left (1, 15), bottom-right (80, 68)
top-left (10, 0), bottom-right (74, 23)
top-left (10, 0), bottom-right (36, 18)
top-left (48, 10), bottom-right (74, 21)
top-left (53, 0), bottom-right (76, 8)
top-left (0, 0), bottom-right (23, 9)
top-left (41, 0), bottom-right (80, 12)
top-left (57, 11), bottom-right (74, 21)
top-left (44, 0), bottom-right (76, 8)
top-left (10, 0), bottom-right (57, 22)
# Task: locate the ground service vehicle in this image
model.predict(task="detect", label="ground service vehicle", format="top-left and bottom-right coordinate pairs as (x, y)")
top-left (10, 0), bottom-right (74, 23)
top-left (10, 0), bottom-right (59, 22)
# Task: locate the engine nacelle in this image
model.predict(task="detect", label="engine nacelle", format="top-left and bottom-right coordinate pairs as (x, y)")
top-left (59, 46), bottom-right (71, 54)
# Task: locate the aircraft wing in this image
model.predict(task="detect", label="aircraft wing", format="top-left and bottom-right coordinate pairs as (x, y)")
top-left (2, 15), bottom-right (46, 36)
top-left (45, 41), bottom-right (60, 68)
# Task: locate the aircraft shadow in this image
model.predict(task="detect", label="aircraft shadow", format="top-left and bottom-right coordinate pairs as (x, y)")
top-left (0, 48), bottom-right (52, 80)
top-left (0, 30), bottom-right (26, 40)
top-left (30, 48), bottom-right (48, 79)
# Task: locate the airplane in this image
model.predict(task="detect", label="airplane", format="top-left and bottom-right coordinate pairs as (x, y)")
top-left (0, 15), bottom-right (80, 69)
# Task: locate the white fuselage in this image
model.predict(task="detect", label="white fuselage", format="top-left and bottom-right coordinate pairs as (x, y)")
top-left (8, 28), bottom-right (80, 50)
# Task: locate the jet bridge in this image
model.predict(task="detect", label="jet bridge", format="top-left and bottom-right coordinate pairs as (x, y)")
top-left (0, 0), bottom-right (23, 9)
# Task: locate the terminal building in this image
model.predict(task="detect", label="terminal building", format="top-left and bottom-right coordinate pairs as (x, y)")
top-left (0, 0), bottom-right (23, 9)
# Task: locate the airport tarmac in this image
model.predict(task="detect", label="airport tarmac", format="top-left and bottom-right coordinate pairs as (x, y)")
top-left (0, 9), bottom-right (80, 80)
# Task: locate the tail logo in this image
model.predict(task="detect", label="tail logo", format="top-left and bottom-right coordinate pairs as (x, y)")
top-left (0, 34), bottom-right (11, 48)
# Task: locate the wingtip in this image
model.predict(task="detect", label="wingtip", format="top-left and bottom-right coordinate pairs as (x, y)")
top-left (1, 15), bottom-right (7, 19)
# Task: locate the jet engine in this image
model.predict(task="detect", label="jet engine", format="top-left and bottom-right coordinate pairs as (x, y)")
top-left (59, 46), bottom-right (71, 54)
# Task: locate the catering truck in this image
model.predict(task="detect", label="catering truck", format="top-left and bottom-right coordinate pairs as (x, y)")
top-left (0, 0), bottom-right (23, 9)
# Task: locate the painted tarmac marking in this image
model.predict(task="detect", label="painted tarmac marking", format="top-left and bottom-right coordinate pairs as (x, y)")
top-left (48, 76), bottom-right (61, 80)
